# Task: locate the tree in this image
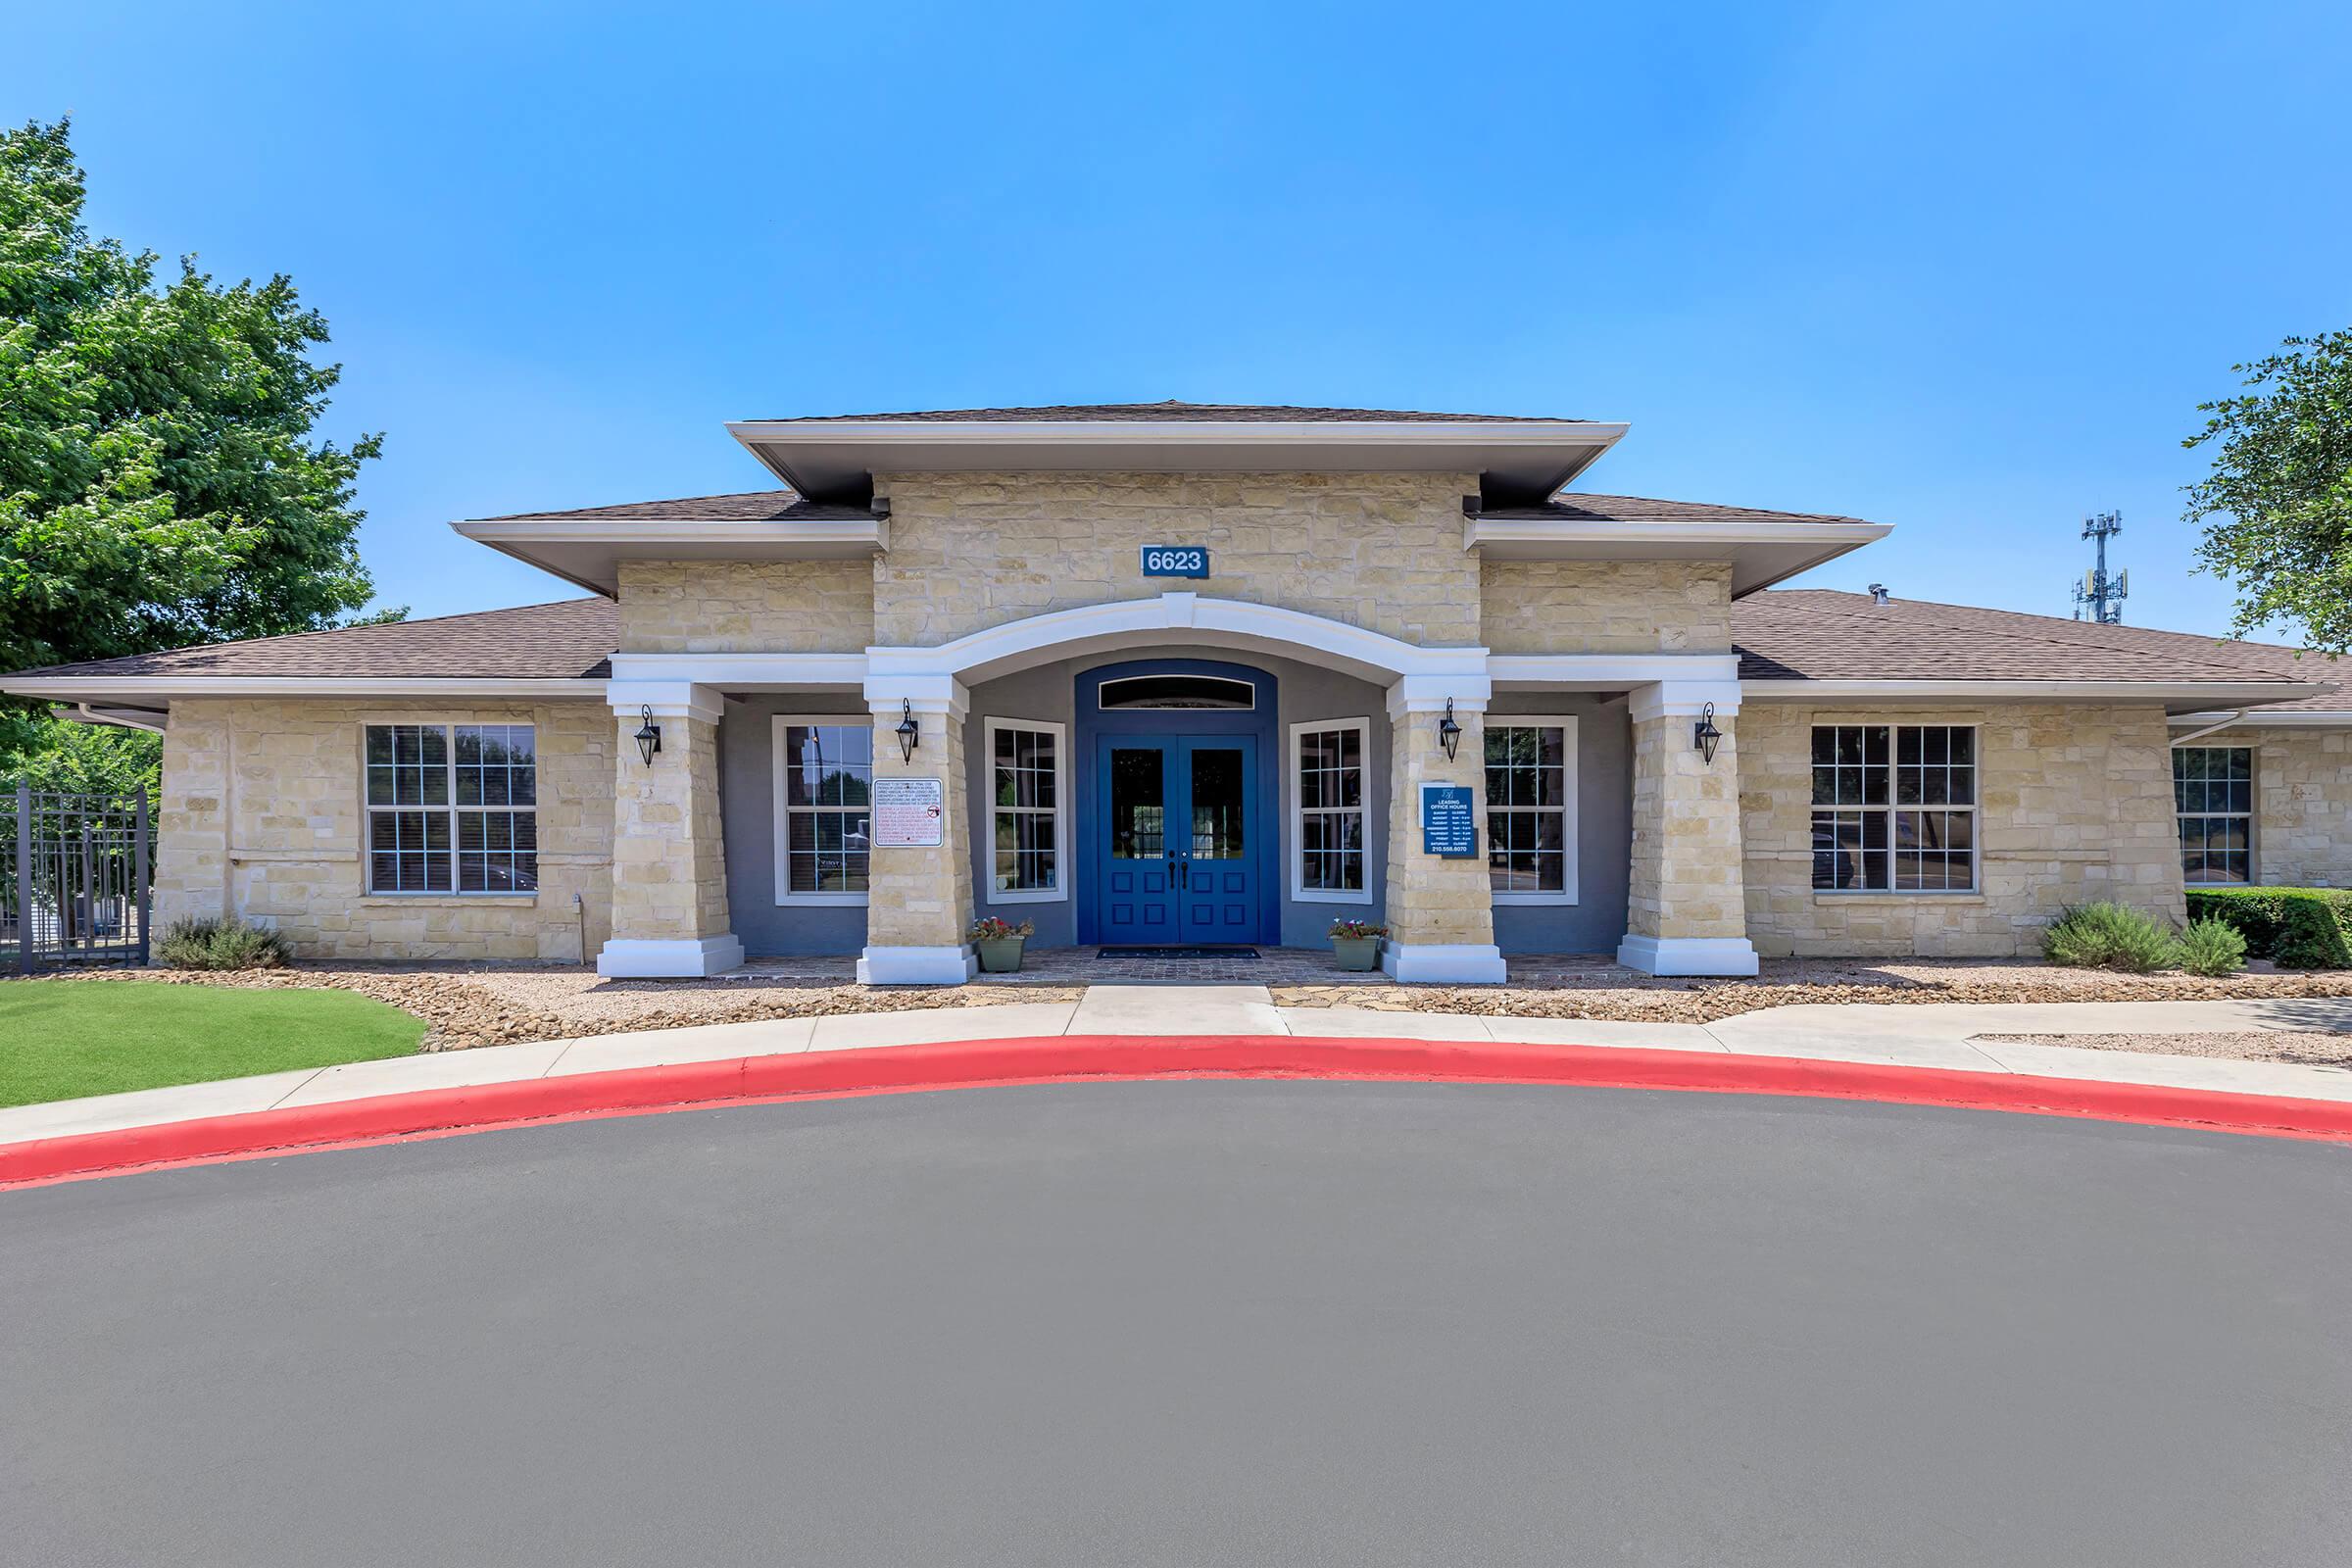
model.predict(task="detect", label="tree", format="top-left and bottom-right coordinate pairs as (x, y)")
top-left (2184, 329), bottom-right (2352, 654)
top-left (0, 118), bottom-right (396, 794)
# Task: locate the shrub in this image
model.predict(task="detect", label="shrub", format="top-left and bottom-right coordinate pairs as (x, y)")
top-left (2175, 916), bottom-right (2248, 977)
top-left (156, 916), bottom-right (291, 971)
top-left (2185, 888), bottom-right (2352, 969)
top-left (2041, 902), bottom-right (2180, 973)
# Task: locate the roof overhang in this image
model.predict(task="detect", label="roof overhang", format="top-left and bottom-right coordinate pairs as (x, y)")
top-left (1741, 678), bottom-right (2330, 715)
top-left (724, 417), bottom-right (1630, 507)
top-left (1, 676), bottom-right (610, 712)
top-left (2170, 708), bottom-right (2352, 728)
top-left (1470, 517), bottom-right (1891, 596)
top-left (450, 516), bottom-right (886, 597)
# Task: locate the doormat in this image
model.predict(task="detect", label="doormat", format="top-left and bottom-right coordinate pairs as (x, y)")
top-left (1097, 946), bottom-right (1261, 960)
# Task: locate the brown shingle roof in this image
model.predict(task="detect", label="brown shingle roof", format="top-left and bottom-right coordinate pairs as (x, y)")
top-left (1736, 590), bottom-right (2343, 704)
top-left (763, 401), bottom-right (1588, 424)
top-left (479, 491), bottom-right (876, 524)
top-left (1492, 493), bottom-right (1874, 526)
top-left (7, 599), bottom-right (619, 681)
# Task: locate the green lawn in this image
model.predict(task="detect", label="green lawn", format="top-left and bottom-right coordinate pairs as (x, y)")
top-left (0, 980), bottom-right (426, 1108)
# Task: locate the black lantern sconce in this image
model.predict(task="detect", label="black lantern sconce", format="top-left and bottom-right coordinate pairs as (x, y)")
top-left (632, 705), bottom-right (662, 766)
top-left (1438, 698), bottom-right (1463, 763)
top-left (895, 699), bottom-right (921, 764)
top-left (1692, 702), bottom-right (1723, 765)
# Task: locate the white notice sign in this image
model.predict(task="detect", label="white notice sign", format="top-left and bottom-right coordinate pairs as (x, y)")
top-left (872, 776), bottom-right (946, 848)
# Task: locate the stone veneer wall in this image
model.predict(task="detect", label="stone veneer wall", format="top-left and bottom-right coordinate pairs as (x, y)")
top-left (1480, 561), bottom-right (1734, 655)
top-left (863, 702), bottom-right (973, 950)
top-left (615, 559), bottom-right (875, 653)
top-left (869, 471), bottom-right (1484, 647)
top-left (1740, 703), bottom-right (2184, 957)
top-left (2244, 725), bottom-right (2352, 888)
top-left (1382, 707), bottom-right (1495, 948)
top-left (608, 712), bottom-right (732, 946)
top-left (1624, 711), bottom-right (1747, 941)
top-left (152, 700), bottom-right (612, 960)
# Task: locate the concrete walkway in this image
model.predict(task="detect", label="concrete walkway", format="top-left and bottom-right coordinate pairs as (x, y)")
top-left (6, 986), bottom-right (2351, 1148)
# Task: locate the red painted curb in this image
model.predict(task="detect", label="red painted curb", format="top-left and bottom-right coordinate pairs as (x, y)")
top-left (5, 1035), bottom-right (2350, 1189)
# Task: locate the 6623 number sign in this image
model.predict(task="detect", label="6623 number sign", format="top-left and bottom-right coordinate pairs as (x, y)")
top-left (1140, 546), bottom-right (1210, 579)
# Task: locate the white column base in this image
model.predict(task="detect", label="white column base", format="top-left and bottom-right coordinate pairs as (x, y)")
top-left (1615, 935), bottom-right (1760, 977)
top-left (596, 935), bottom-right (746, 978)
top-left (1379, 941), bottom-right (1509, 985)
top-left (857, 944), bottom-right (979, 985)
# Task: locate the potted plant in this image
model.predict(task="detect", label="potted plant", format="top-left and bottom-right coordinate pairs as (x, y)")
top-left (968, 915), bottom-right (1035, 974)
top-left (1328, 917), bottom-right (1388, 972)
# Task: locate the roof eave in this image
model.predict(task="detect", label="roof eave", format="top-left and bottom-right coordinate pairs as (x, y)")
top-left (0, 675), bottom-right (612, 707)
top-left (1471, 518), bottom-right (1892, 596)
top-left (1740, 678), bottom-right (2330, 715)
top-left (450, 515), bottom-right (888, 597)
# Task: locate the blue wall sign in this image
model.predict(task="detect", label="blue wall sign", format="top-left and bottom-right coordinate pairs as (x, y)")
top-left (1421, 784), bottom-right (1478, 858)
top-left (1141, 545), bottom-right (1210, 578)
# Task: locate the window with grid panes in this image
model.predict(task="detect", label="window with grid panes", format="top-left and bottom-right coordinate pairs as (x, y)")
top-left (1293, 720), bottom-right (1369, 900)
top-left (1809, 724), bottom-right (1976, 892)
top-left (779, 721), bottom-right (873, 898)
top-left (364, 724), bottom-right (537, 894)
top-left (2175, 746), bottom-right (2253, 884)
top-left (1485, 722), bottom-right (1570, 897)
top-left (988, 720), bottom-right (1063, 898)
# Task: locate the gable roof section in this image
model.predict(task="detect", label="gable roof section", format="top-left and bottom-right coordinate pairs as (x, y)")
top-left (1736, 590), bottom-right (2343, 708)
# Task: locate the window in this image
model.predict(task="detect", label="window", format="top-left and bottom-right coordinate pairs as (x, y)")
top-left (986, 718), bottom-right (1067, 902)
top-left (1809, 724), bottom-right (1976, 892)
top-left (1098, 674), bottom-right (1254, 710)
top-left (2176, 746), bottom-right (2253, 884)
top-left (773, 718), bottom-right (873, 903)
top-left (1291, 719), bottom-right (1371, 904)
top-left (364, 723), bottom-right (537, 894)
top-left (1485, 718), bottom-right (1578, 903)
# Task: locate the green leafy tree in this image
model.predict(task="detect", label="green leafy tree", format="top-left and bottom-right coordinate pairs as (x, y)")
top-left (2184, 329), bottom-right (2352, 653)
top-left (0, 118), bottom-right (396, 794)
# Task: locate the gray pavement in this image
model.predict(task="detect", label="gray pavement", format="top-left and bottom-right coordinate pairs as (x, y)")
top-left (5, 1080), bottom-right (2349, 1565)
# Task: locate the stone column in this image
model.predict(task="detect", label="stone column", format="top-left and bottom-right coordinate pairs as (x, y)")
top-left (1380, 678), bottom-right (1506, 983)
top-left (1619, 680), bottom-right (1759, 976)
top-left (598, 682), bottom-right (744, 977)
top-left (151, 703), bottom-right (231, 930)
top-left (858, 675), bottom-right (977, 984)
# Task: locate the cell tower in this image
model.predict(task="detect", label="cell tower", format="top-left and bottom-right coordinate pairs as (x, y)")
top-left (2072, 511), bottom-right (2128, 623)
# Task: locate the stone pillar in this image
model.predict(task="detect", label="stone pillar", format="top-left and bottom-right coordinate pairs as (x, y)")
top-left (1380, 678), bottom-right (1507, 983)
top-left (598, 682), bottom-right (744, 977)
top-left (858, 676), bottom-right (977, 984)
top-left (1619, 680), bottom-right (1759, 976)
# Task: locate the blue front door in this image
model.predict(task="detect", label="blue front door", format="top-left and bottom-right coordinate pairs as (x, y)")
top-left (1095, 735), bottom-right (1261, 945)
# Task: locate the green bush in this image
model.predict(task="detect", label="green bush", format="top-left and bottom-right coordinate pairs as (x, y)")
top-left (2175, 916), bottom-right (2248, 977)
top-left (156, 916), bottom-right (291, 971)
top-left (2042, 902), bottom-right (2180, 973)
top-left (2185, 888), bottom-right (2352, 970)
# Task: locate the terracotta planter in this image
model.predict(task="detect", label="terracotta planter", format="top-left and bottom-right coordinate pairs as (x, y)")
top-left (975, 937), bottom-right (1026, 974)
top-left (1331, 936), bottom-right (1383, 972)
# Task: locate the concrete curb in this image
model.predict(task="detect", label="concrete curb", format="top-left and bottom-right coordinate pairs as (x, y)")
top-left (6, 1035), bottom-right (2352, 1190)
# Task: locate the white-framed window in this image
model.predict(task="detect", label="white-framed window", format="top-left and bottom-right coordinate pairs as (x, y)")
top-left (1484, 716), bottom-right (1579, 904)
top-left (364, 722), bottom-right (537, 895)
top-left (772, 716), bottom-right (873, 905)
top-left (2175, 745), bottom-right (2254, 884)
top-left (1290, 717), bottom-right (1372, 904)
top-left (985, 716), bottom-right (1068, 903)
top-left (1810, 723), bottom-right (1977, 892)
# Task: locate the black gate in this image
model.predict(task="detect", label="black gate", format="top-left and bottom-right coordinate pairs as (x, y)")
top-left (3, 783), bottom-right (154, 972)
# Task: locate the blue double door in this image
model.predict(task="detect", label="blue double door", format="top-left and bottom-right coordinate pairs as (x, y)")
top-left (1095, 734), bottom-right (1262, 945)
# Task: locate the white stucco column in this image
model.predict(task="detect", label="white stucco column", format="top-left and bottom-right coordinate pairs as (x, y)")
top-left (1380, 676), bottom-right (1507, 984)
top-left (857, 673), bottom-right (977, 984)
top-left (1618, 678), bottom-right (1759, 976)
top-left (598, 681), bottom-right (746, 977)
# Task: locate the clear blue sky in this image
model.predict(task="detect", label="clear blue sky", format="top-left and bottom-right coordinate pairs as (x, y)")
top-left (19, 1), bottom-right (2352, 636)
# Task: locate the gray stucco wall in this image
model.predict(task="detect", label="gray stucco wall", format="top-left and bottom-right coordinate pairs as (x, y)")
top-left (1487, 693), bottom-right (1633, 956)
top-left (721, 693), bottom-right (870, 957)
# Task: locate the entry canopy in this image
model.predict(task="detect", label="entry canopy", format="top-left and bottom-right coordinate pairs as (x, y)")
top-left (725, 403), bottom-right (1629, 508)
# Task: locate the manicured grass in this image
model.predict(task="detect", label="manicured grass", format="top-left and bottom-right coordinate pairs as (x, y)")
top-left (0, 980), bottom-right (426, 1108)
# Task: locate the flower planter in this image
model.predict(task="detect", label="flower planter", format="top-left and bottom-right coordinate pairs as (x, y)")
top-left (975, 937), bottom-right (1027, 974)
top-left (1331, 935), bottom-right (1383, 972)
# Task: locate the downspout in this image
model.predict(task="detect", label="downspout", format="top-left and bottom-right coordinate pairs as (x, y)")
top-left (2169, 711), bottom-right (2245, 747)
top-left (70, 703), bottom-right (169, 734)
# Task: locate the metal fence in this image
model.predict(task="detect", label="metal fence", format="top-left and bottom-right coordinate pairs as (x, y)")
top-left (3, 783), bottom-right (154, 972)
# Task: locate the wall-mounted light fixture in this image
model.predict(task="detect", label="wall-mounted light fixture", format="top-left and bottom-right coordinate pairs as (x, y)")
top-left (1438, 698), bottom-right (1463, 762)
top-left (895, 699), bottom-right (921, 764)
top-left (1692, 702), bottom-right (1723, 765)
top-left (633, 705), bottom-right (662, 766)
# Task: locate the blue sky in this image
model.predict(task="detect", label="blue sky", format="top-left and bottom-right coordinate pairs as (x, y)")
top-left (19, 1), bottom-right (2352, 636)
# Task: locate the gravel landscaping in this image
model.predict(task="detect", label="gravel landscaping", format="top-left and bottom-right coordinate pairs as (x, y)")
top-left (1973, 1031), bottom-right (2352, 1067)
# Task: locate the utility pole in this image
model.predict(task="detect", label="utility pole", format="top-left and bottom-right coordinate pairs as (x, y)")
top-left (2072, 511), bottom-right (2128, 623)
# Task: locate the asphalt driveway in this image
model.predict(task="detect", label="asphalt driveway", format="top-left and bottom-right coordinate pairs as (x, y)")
top-left (5, 1081), bottom-right (2349, 1566)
